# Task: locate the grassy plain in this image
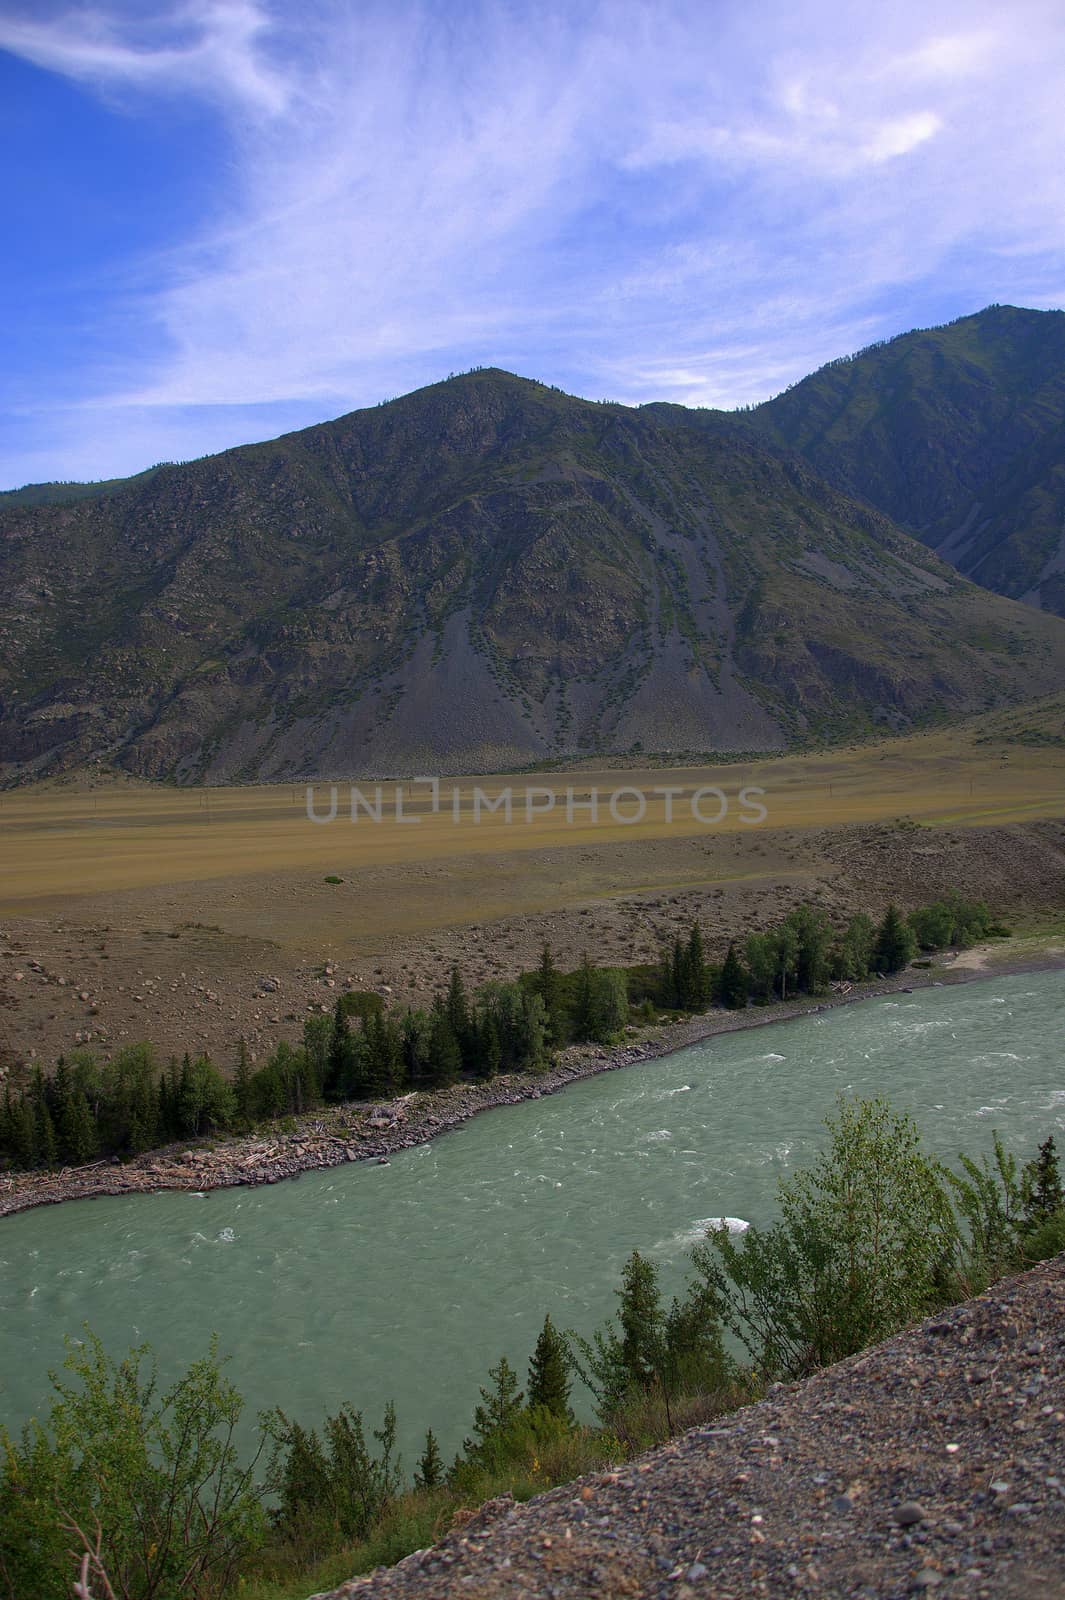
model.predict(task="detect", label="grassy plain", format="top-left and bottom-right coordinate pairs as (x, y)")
top-left (3, 707), bottom-right (1065, 909)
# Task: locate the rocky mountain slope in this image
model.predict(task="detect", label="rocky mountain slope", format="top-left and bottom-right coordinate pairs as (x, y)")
top-left (5, 362), bottom-right (1065, 784)
top-left (752, 304), bottom-right (1065, 616)
top-left (319, 1253), bottom-right (1065, 1600)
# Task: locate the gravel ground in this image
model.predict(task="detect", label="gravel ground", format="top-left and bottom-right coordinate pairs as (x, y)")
top-left (320, 1255), bottom-right (1065, 1600)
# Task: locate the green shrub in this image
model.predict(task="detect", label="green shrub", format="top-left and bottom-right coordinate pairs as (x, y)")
top-left (692, 1097), bottom-right (956, 1378)
top-left (0, 1333), bottom-right (265, 1600)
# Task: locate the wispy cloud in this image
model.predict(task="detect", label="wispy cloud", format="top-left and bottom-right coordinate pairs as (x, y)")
top-left (0, 0), bottom-right (289, 114)
top-left (1, 0), bottom-right (1064, 481)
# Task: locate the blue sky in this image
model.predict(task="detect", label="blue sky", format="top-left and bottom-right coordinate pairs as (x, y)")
top-left (1, 0), bottom-right (1064, 488)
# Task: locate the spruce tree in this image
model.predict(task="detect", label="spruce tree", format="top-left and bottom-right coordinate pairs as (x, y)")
top-left (476, 1010), bottom-right (502, 1080)
top-left (414, 1429), bottom-right (444, 1490)
top-left (535, 943), bottom-right (568, 1047)
top-left (719, 943), bottom-right (748, 1009)
top-left (13, 1095), bottom-right (38, 1168)
top-left (527, 1314), bottom-right (572, 1420)
top-left (365, 1012), bottom-right (401, 1099)
top-left (571, 953), bottom-right (598, 1041)
top-left (1022, 1136), bottom-right (1063, 1230)
top-left (873, 904), bottom-right (916, 975)
top-left (446, 967), bottom-right (473, 1068)
top-left (326, 1002), bottom-right (352, 1101)
top-left (464, 1355), bottom-right (524, 1456)
top-left (618, 1250), bottom-right (665, 1393)
top-left (61, 1089), bottom-right (98, 1165)
top-left (50, 1059), bottom-right (73, 1150)
top-left (234, 1038), bottom-right (255, 1125)
top-left (401, 1009), bottom-right (432, 1087)
top-left (0, 1085), bottom-right (14, 1162)
top-left (36, 1099), bottom-right (58, 1169)
top-left (670, 935), bottom-right (688, 1010)
top-left (427, 996), bottom-right (461, 1086)
top-left (684, 923), bottom-right (711, 1009)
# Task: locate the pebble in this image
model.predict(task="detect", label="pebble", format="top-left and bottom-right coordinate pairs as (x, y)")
top-left (895, 1502), bottom-right (927, 1527)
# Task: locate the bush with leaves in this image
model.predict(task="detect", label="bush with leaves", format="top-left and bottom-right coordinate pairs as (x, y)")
top-left (265, 1401), bottom-right (400, 1547)
top-left (692, 1097), bottom-right (957, 1379)
top-left (947, 1131), bottom-right (1065, 1284)
top-left (0, 1332), bottom-right (265, 1600)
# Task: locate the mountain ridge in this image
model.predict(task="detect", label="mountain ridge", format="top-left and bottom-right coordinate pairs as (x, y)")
top-left (750, 303), bottom-right (1065, 614)
top-left (4, 323), bottom-right (1065, 785)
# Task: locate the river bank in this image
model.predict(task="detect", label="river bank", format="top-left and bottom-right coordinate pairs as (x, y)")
top-left (320, 1254), bottom-right (1065, 1600)
top-left (2, 938), bottom-right (1062, 1220)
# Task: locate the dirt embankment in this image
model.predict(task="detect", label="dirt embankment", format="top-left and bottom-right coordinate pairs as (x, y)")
top-left (2, 817), bottom-right (1064, 1072)
top-left (319, 1254), bottom-right (1065, 1600)
top-left (3, 944), bottom-right (1062, 1220)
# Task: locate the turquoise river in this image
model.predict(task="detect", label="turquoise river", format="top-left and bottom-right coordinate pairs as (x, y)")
top-left (1, 969), bottom-right (1062, 1460)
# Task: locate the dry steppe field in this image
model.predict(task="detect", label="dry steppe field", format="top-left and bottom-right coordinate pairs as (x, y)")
top-left (2, 698), bottom-right (1064, 1070)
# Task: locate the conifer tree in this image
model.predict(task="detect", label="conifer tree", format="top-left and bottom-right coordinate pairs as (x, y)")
top-left (1022, 1136), bottom-right (1063, 1230)
top-left (50, 1059), bottom-right (72, 1148)
top-left (326, 1002), bottom-right (352, 1101)
top-left (527, 1314), bottom-right (572, 1420)
top-left (0, 1085), bottom-right (15, 1161)
top-left (13, 1094), bottom-right (38, 1168)
top-left (365, 1012), bottom-right (401, 1099)
top-left (719, 942), bottom-right (748, 1009)
top-left (571, 953), bottom-right (597, 1040)
top-left (476, 1009), bottom-right (502, 1080)
top-left (684, 923), bottom-right (711, 1008)
top-left (464, 1355), bottom-right (524, 1456)
top-left (414, 1429), bottom-right (444, 1491)
top-left (670, 935), bottom-right (688, 1009)
top-left (401, 1009), bottom-right (432, 1086)
top-left (446, 966), bottom-right (473, 1069)
top-left (534, 943), bottom-right (568, 1047)
top-left (61, 1088), bottom-right (97, 1165)
top-left (427, 995), bottom-right (461, 1087)
top-left (35, 1097), bottom-right (58, 1169)
top-left (873, 904), bottom-right (916, 974)
top-left (233, 1038), bottom-right (255, 1125)
top-left (618, 1251), bottom-right (665, 1392)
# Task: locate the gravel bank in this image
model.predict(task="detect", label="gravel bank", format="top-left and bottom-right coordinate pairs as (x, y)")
top-left (2, 947), bottom-right (1062, 1221)
top-left (319, 1254), bottom-right (1065, 1600)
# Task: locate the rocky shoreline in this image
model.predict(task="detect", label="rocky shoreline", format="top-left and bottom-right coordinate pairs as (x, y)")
top-left (2, 944), bottom-right (1062, 1220)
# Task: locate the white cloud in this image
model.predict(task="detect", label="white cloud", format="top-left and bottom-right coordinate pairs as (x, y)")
top-left (1, 0), bottom-right (1064, 480)
top-left (0, 0), bottom-right (290, 114)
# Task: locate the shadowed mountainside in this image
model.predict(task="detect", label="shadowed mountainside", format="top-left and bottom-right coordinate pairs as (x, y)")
top-left (4, 340), bottom-right (1065, 782)
top-left (752, 304), bottom-right (1065, 616)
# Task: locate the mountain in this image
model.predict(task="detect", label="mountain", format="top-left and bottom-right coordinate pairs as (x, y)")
top-left (0, 465), bottom-right (168, 508)
top-left (752, 304), bottom-right (1065, 616)
top-left (4, 366), bottom-right (1065, 784)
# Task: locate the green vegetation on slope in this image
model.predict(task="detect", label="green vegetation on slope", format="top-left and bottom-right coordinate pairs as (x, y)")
top-left (752, 305), bottom-right (1065, 614)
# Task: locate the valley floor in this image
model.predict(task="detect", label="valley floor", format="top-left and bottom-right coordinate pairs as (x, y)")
top-left (1, 712), bottom-right (1064, 1071)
